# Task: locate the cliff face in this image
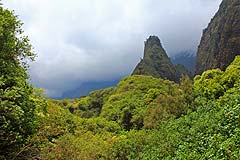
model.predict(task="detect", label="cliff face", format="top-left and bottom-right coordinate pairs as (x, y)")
top-left (132, 36), bottom-right (177, 81)
top-left (195, 0), bottom-right (240, 75)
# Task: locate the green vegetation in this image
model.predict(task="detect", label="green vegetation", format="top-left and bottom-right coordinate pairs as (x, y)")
top-left (0, 5), bottom-right (39, 159)
top-left (1, 2), bottom-right (240, 160)
top-left (19, 55), bottom-right (238, 160)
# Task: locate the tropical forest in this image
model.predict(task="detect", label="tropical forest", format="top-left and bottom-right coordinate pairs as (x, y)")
top-left (1, 0), bottom-right (240, 159)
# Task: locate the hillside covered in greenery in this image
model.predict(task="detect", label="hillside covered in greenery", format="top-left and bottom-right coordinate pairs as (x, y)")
top-left (1, 0), bottom-right (240, 160)
top-left (27, 56), bottom-right (239, 160)
top-left (2, 55), bottom-right (240, 159)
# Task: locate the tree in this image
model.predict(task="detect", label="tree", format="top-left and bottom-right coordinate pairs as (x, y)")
top-left (0, 4), bottom-right (36, 159)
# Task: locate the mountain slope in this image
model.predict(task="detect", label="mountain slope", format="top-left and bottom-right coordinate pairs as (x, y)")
top-left (132, 36), bottom-right (177, 82)
top-left (38, 56), bottom-right (240, 159)
top-left (195, 0), bottom-right (240, 75)
top-left (171, 51), bottom-right (196, 73)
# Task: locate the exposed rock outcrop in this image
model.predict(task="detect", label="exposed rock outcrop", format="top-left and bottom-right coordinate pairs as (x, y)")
top-left (132, 36), bottom-right (178, 81)
top-left (195, 0), bottom-right (240, 75)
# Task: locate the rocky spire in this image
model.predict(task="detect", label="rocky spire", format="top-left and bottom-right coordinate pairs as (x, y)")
top-left (132, 36), bottom-right (177, 82)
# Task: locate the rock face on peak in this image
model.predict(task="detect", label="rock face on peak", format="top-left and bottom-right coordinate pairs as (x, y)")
top-left (195, 0), bottom-right (240, 75)
top-left (132, 36), bottom-right (178, 81)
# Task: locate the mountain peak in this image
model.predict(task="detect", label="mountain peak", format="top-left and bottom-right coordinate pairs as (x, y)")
top-left (144, 35), bottom-right (164, 58)
top-left (132, 36), bottom-right (178, 81)
top-left (144, 35), bottom-right (161, 47)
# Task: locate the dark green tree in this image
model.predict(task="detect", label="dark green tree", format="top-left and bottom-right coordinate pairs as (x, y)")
top-left (0, 4), bottom-right (36, 159)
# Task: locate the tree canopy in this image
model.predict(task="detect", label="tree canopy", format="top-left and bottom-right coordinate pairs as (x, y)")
top-left (0, 5), bottom-right (37, 159)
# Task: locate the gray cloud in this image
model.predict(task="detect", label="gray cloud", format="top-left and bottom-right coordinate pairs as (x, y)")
top-left (3, 0), bottom-right (222, 97)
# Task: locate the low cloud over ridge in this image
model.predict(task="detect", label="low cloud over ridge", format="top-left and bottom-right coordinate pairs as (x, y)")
top-left (3, 0), bottom-right (222, 97)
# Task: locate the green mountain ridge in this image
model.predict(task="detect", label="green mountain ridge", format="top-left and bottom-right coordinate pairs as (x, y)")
top-left (1, 0), bottom-right (240, 159)
top-left (132, 35), bottom-right (191, 82)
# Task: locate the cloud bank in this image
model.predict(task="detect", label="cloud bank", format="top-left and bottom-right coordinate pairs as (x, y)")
top-left (3, 0), bottom-right (222, 97)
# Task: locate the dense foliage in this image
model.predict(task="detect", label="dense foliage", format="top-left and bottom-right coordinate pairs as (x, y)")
top-left (0, 4), bottom-right (39, 159)
top-left (24, 56), bottom-right (239, 159)
top-left (1, 2), bottom-right (240, 160)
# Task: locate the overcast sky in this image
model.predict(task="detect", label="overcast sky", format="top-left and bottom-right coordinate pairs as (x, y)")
top-left (3, 0), bottom-right (222, 97)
